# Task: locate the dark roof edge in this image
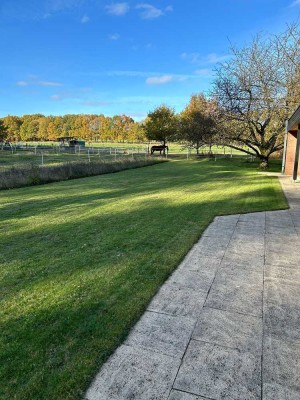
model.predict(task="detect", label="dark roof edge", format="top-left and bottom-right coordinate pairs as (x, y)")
top-left (287, 105), bottom-right (300, 132)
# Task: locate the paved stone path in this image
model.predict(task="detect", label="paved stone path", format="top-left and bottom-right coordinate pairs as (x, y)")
top-left (85, 176), bottom-right (300, 400)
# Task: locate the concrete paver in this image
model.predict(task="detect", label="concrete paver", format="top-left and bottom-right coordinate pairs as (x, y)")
top-left (264, 302), bottom-right (300, 343)
top-left (205, 279), bottom-right (263, 317)
top-left (168, 390), bottom-right (209, 400)
top-left (147, 283), bottom-right (207, 318)
top-left (85, 345), bottom-right (180, 400)
top-left (168, 267), bottom-right (215, 292)
top-left (263, 383), bottom-right (300, 400)
top-left (85, 176), bottom-right (300, 400)
top-left (192, 307), bottom-right (262, 355)
top-left (173, 340), bottom-right (261, 399)
top-left (124, 311), bottom-right (196, 358)
top-left (263, 337), bottom-right (300, 394)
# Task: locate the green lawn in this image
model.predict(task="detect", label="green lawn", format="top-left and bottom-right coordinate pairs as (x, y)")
top-left (0, 158), bottom-right (287, 400)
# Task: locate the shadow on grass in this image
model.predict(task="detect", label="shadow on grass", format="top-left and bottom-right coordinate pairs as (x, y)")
top-left (0, 158), bottom-right (288, 400)
top-left (0, 159), bottom-right (279, 220)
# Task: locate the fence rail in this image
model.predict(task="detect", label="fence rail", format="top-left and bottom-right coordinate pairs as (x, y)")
top-left (0, 143), bottom-right (255, 171)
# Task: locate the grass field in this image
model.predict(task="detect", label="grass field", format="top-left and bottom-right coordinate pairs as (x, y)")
top-left (0, 143), bottom-right (245, 170)
top-left (0, 149), bottom-right (142, 170)
top-left (0, 158), bottom-right (287, 399)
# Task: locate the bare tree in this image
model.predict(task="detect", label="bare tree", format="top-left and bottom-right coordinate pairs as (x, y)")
top-left (213, 24), bottom-right (300, 168)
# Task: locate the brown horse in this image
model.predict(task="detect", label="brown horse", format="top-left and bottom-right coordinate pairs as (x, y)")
top-left (150, 145), bottom-right (169, 155)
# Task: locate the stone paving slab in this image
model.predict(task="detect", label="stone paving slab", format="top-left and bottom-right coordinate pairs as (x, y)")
top-left (265, 264), bottom-right (300, 282)
top-left (192, 307), bottom-right (262, 355)
top-left (263, 337), bottom-right (300, 394)
top-left (173, 340), bottom-right (261, 400)
top-left (202, 225), bottom-right (235, 237)
top-left (205, 280), bottom-right (263, 317)
top-left (264, 302), bottom-right (300, 343)
top-left (264, 278), bottom-right (300, 309)
top-left (222, 250), bottom-right (265, 267)
top-left (226, 238), bottom-right (265, 255)
top-left (168, 267), bottom-right (215, 292)
top-left (180, 254), bottom-right (222, 272)
top-left (265, 249), bottom-right (300, 266)
top-left (85, 176), bottom-right (300, 400)
top-left (168, 390), bottom-right (209, 400)
top-left (214, 214), bottom-right (240, 223)
top-left (147, 283), bottom-right (207, 318)
top-left (125, 311), bottom-right (196, 358)
top-left (195, 236), bottom-right (231, 258)
top-left (234, 221), bottom-right (265, 235)
top-left (85, 345), bottom-right (180, 400)
top-left (214, 264), bottom-right (263, 287)
top-left (263, 382), bottom-right (300, 400)
top-left (238, 212), bottom-right (266, 224)
top-left (232, 230), bottom-right (265, 241)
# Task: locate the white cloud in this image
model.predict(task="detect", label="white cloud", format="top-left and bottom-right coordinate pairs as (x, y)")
top-left (16, 81), bottom-right (29, 87)
top-left (39, 81), bottom-right (63, 86)
top-left (146, 75), bottom-right (173, 84)
top-left (181, 52), bottom-right (201, 63)
top-left (194, 68), bottom-right (212, 76)
top-left (108, 33), bottom-right (120, 40)
top-left (290, 0), bottom-right (300, 6)
top-left (135, 3), bottom-right (173, 19)
top-left (81, 14), bottom-right (89, 23)
top-left (136, 4), bottom-right (173, 19)
top-left (105, 2), bottom-right (129, 16)
top-left (136, 3), bottom-right (163, 19)
top-left (84, 69), bottom-right (209, 83)
top-left (106, 70), bottom-right (151, 77)
top-left (205, 53), bottom-right (230, 63)
top-left (17, 78), bottom-right (63, 87)
top-left (181, 52), bottom-right (230, 65)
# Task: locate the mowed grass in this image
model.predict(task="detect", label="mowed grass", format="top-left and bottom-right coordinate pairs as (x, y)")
top-left (0, 159), bottom-right (287, 400)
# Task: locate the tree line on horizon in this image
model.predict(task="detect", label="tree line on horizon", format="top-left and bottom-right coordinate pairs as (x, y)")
top-left (0, 113), bottom-right (146, 143)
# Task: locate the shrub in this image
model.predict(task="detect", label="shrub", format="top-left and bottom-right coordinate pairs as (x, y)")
top-left (0, 157), bottom-right (166, 190)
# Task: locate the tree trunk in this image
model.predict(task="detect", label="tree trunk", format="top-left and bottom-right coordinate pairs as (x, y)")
top-left (259, 155), bottom-right (269, 170)
top-left (162, 139), bottom-right (166, 155)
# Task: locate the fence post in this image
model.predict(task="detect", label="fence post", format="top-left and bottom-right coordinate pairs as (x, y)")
top-left (88, 149), bottom-right (91, 163)
top-left (41, 153), bottom-right (44, 166)
top-left (115, 148), bottom-right (117, 161)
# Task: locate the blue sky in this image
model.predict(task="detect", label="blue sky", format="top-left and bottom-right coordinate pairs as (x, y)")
top-left (0, 0), bottom-right (299, 120)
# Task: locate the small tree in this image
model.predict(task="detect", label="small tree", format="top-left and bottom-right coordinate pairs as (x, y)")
top-left (179, 94), bottom-right (217, 154)
top-left (144, 105), bottom-right (177, 154)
